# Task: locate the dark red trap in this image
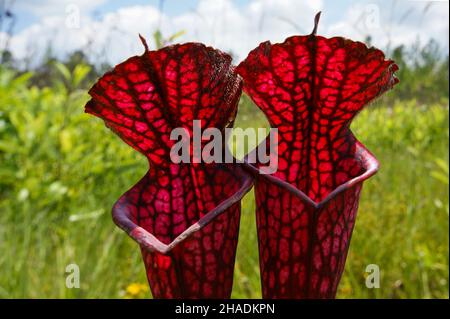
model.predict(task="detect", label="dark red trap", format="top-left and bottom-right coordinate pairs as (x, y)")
top-left (236, 13), bottom-right (398, 298)
top-left (85, 42), bottom-right (253, 298)
top-left (85, 12), bottom-right (398, 299)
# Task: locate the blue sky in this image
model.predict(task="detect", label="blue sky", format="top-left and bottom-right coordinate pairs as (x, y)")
top-left (14, 0), bottom-right (357, 32)
top-left (3, 0), bottom-right (448, 66)
top-left (14, 0), bottom-right (238, 31)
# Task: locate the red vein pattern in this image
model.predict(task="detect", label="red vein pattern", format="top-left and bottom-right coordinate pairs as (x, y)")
top-left (85, 42), bottom-right (253, 298)
top-left (237, 34), bottom-right (398, 298)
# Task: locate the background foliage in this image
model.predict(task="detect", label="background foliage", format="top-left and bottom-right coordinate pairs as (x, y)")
top-left (0, 32), bottom-right (448, 298)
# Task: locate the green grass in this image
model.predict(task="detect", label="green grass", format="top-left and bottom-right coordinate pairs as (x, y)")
top-left (0, 68), bottom-right (448, 298)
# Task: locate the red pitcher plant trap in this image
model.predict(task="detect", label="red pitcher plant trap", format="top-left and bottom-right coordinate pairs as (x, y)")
top-left (85, 42), bottom-right (253, 298)
top-left (236, 13), bottom-right (398, 298)
top-left (85, 12), bottom-right (398, 299)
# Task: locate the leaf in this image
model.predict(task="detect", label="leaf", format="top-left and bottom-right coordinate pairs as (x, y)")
top-left (0, 140), bottom-right (19, 152)
top-left (12, 72), bottom-right (33, 87)
top-left (69, 209), bottom-right (105, 222)
top-left (431, 158), bottom-right (449, 185)
top-left (72, 64), bottom-right (91, 88)
top-left (167, 30), bottom-right (186, 42)
top-left (237, 13), bottom-right (398, 298)
top-left (85, 42), bottom-right (252, 298)
top-left (152, 30), bottom-right (163, 49)
top-left (434, 158), bottom-right (449, 174)
top-left (431, 171), bottom-right (449, 185)
top-left (53, 62), bottom-right (71, 83)
top-left (59, 129), bottom-right (73, 153)
top-left (86, 43), bottom-right (241, 168)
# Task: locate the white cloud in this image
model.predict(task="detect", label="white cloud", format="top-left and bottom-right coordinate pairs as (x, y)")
top-left (16, 0), bottom-right (107, 17)
top-left (165, 0), bottom-right (323, 61)
top-left (324, 1), bottom-right (449, 53)
top-left (3, 0), bottom-right (449, 68)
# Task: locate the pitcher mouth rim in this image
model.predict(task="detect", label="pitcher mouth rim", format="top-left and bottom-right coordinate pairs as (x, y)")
top-left (243, 140), bottom-right (379, 210)
top-left (111, 163), bottom-right (254, 254)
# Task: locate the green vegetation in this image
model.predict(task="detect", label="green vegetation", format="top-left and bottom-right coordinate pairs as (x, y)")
top-left (0, 47), bottom-right (448, 298)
